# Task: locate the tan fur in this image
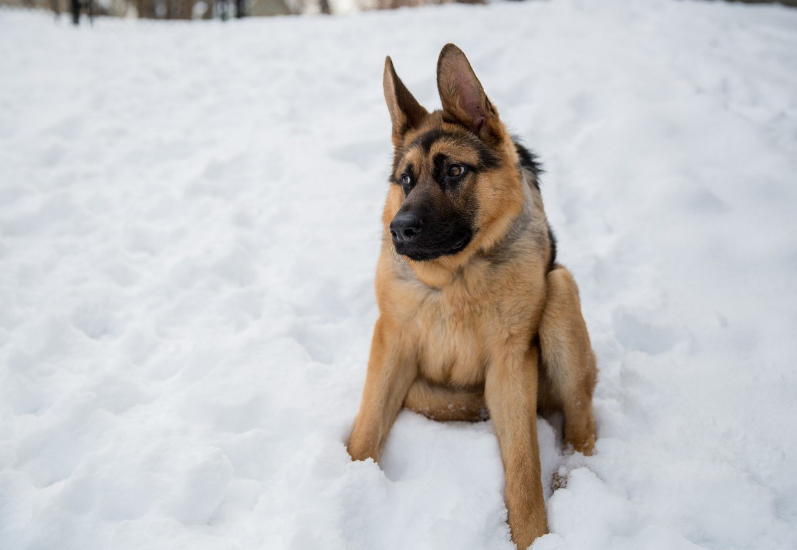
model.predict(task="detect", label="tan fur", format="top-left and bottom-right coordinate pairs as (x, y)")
top-left (348, 44), bottom-right (597, 550)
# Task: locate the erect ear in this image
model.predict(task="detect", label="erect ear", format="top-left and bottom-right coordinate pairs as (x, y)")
top-left (384, 56), bottom-right (428, 147)
top-left (437, 44), bottom-right (502, 144)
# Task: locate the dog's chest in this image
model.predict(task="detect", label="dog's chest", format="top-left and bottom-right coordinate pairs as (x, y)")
top-left (415, 289), bottom-right (492, 388)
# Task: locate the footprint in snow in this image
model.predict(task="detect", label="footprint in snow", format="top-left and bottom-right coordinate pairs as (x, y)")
top-left (612, 307), bottom-right (680, 355)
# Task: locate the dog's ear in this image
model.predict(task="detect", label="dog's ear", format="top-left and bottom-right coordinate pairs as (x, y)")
top-left (437, 44), bottom-right (502, 144)
top-left (384, 56), bottom-right (428, 147)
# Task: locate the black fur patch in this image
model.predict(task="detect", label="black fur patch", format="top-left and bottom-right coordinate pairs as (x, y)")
top-left (432, 153), bottom-right (448, 185)
top-left (513, 139), bottom-right (542, 190)
top-left (414, 129), bottom-right (450, 154)
top-left (476, 144), bottom-right (500, 171)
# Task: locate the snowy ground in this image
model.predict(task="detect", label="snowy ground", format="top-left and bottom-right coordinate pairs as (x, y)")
top-left (1, 1), bottom-right (797, 549)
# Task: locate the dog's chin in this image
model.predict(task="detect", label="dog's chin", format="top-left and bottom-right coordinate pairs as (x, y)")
top-left (394, 235), bottom-right (472, 262)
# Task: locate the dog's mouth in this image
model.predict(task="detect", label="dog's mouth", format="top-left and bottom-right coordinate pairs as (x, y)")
top-left (449, 236), bottom-right (469, 253)
top-left (395, 234), bottom-right (472, 262)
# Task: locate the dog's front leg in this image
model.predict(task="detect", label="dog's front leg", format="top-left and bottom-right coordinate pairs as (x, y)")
top-left (348, 316), bottom-right (416, 462)
top-left (486, 344), bottom-right (547, 549)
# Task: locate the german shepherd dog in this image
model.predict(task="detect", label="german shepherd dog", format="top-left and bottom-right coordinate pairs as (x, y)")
top-left (348, 44), bottom-right (597, 549)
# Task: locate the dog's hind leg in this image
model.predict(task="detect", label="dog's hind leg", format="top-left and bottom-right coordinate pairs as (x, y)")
top-left (539, 265), bottom-right (597, 455)
top-left (403, 378), bottom-right (486, 422)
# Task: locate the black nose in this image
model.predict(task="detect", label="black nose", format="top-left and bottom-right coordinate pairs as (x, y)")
top-left (390, 212), bottom-right (423, 244)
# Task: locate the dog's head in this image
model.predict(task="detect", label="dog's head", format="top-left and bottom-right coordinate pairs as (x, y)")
top-left (382, 44), bottom-right (528, 265)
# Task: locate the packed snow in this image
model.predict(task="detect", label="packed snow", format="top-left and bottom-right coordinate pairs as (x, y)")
top-left (1, 1), bottom-right (797, 549)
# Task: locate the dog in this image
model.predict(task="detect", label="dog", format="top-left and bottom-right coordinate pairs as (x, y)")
top-left (347, 44), bottom-right (597, 549)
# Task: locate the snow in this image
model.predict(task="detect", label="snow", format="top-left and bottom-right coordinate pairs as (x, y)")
top-left (1, 1), bottom-right (797, 549)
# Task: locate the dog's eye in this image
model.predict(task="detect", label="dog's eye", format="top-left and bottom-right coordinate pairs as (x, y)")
top-left (400, 174), bottom-right (414, 193)
top-left (447, 165), bottom-right (466, 178)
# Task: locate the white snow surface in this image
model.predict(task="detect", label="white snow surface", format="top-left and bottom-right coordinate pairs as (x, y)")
top-left (2, 1), bottom-right (797, 549)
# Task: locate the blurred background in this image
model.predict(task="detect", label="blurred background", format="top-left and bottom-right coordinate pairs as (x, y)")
top-left (3, 0), bottom-right (795, 23)
top-left (1, 0), bottom-right (489, 21)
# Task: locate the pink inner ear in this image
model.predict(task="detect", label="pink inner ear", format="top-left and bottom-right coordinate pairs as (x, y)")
top-left (453, 72), bottom-right (486, 132)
